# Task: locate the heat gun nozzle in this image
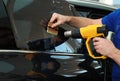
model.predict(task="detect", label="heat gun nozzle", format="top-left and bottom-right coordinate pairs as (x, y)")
top-left (64, 31), bottom-right (72, 37)
top-left (64, 29), bottom-right (82, 38)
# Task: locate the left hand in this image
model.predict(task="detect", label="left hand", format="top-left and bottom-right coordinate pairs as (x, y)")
top-left (93, 37), bottom-right (117, 57)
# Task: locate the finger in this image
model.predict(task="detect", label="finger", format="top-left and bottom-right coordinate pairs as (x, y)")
top-left (94, 45), bottom-right (102, 50)
top-left (49, 13), bottom-right (57, 23)
top-left (51, 21), bottom-right (62, 28)
top-left (93, 37), bottom-right (101, 42)
top-left (95, 49), bottom-right (100, 54)
top-left (93, 42), bottom-right (98, 46)
top-left (93, 37), bottom-right (103, 46)
top-left (93, 37), bottom-right (99, 46)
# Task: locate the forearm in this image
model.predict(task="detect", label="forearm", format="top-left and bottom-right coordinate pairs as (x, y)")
top-left (66, 16), bottom-right (102, 28)
top-left (108, 48), bottom-right (120, 66)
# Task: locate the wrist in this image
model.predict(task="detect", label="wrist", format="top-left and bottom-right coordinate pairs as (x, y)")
top-left (109, 48), bottom-right (120, 59)
top-left (66, 16), bottom-right (72, 23)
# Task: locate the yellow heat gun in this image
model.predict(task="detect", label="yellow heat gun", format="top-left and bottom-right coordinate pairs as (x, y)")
top-left (64, 24), bottom-right (108, 59)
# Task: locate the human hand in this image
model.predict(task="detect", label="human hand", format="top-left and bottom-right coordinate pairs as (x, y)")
top-left (49, 13), bottom-right (70, 28)
top-left (93, 37), bottom-right (117, 57)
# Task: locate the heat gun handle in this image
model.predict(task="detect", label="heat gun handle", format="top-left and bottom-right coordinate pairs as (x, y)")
top-left (86, 36), bottom-right (107, 59)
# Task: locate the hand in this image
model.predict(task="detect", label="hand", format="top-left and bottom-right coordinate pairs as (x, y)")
top-left (93, 37), bottom-right (117, 57)
top-left (49, 13), bottom-right (70, 28)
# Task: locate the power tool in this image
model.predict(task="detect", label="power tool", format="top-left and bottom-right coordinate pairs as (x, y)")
top-left (64, 24), bottom-right (108, 59)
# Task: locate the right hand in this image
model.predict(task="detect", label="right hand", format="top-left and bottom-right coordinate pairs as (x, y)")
top-left (93, 37), bottom-right (118, 58)
top-left (49, 13), bottom-right (70, 28)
